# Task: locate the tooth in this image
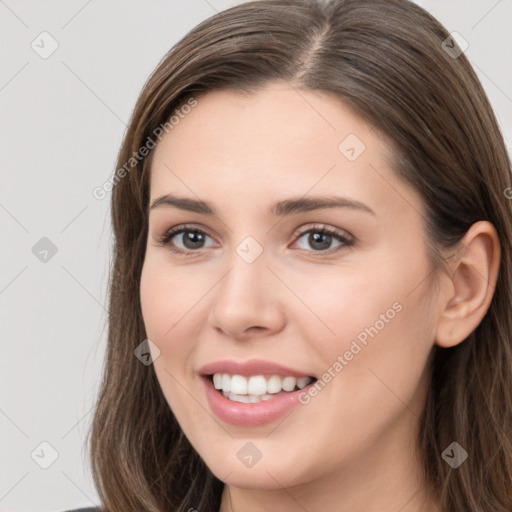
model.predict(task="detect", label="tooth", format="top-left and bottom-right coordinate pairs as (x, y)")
top-left (281, 376), bottom-right (297, 392)
top-left (266, 375), bottom-right (282, 394)
top-left (297, 377), bottom-right (311, 389)
top-left (228, 392), bottom-right (250, 403)
top-left (213, 373), bottom-right (223, 390)
top-left (230, 375), bottom-right (248, 395)
top-left (248, 375), bottom-right (267, 395)
top-left (221, 373), bottom-right (231, 392)
top-left (213, 373), bottom-right (311, 395)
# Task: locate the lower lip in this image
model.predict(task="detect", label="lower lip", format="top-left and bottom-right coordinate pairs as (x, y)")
top-left (201, 375), bottom-right (316, 426)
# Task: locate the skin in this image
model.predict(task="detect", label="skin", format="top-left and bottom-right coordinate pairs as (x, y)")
top-left (139, 80), bottom-right (500, 512)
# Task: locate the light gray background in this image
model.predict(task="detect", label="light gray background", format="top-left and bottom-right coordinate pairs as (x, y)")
top-left (1, 1), bottom-right (511, 511)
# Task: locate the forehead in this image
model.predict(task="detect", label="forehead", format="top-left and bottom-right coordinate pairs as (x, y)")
top-left (159, 83), bottom-right (381, 156)
top-left (148, 82), bottom-right (422, 222)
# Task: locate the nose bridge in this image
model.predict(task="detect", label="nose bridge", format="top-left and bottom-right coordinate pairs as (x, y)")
top-left (208, 234), bottom-right (284, 337)
top-left (217, 234), bottom-right (270, 307)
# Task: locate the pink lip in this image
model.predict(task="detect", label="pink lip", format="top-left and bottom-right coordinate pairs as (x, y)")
top-left (200, 375), bottom-right (317, 426)
top-left (198, 359), bottom-right (315, 379)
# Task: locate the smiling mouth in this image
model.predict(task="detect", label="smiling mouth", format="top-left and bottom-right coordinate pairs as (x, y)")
top-left (207, 373), bottom-right (317, 403)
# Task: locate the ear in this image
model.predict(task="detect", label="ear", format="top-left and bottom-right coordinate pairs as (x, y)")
top-left (435, 221), bottom-right (501, 348)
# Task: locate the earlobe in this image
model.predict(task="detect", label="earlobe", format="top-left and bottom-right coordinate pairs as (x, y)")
top-left (434, 221), bottom-right (501, 348)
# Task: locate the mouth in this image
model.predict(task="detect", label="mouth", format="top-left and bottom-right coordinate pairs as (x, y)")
top-left (206, 373), bottom-right (318, 403)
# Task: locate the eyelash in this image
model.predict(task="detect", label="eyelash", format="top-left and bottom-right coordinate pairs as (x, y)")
top-left (156, 223), bottom-right (354, 257)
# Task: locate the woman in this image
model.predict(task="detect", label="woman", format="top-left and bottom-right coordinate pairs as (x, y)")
top-left (70, 0), bottom-right (512, 510)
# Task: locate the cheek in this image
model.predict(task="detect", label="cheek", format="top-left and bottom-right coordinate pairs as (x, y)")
top-left (283, 257), bottom-right (417, 353)
top-left (288, 286), bottom-right (434, 476)
top-left (140, 261), bottom-right (204, 341)
top-left (294, 248), bottom-right (435, 403)
top-left (139, 263), bottom-right (201, 394)
top-left (140, 264), bottom-right (208, 429)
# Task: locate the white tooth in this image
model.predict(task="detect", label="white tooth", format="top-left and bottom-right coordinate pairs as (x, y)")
top-left (230, 375), bottom-right (248, 395)
top-left (216, 373), bottom-right (310, 396)
top-left (281, 376), bottom-right (297, 392)
top-left (297, 377), bottom-right (311, 389)
top-left (224, 389), bottom-right (297, 403)
top-left (228, 392), bottom-right (250, 403)
top-left (221, 373), bottom-right (231, 392)
top-left (248, 375), bottom-right (267, 395)
top-left (266, 375), bottom-right (282, 394)
top-left (213, 373), bottom-right (223, 390)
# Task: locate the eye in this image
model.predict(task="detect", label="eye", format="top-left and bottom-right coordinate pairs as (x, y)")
top-left (291, 224), bottom-right (354, 254)
top-left (156, 223), bottom-right (354, 256)
top-left (156, 224), bottom-right (215, 256)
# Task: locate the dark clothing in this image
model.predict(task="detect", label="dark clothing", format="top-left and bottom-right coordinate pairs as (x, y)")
top-left (63, 508), bottom-right (100, 512)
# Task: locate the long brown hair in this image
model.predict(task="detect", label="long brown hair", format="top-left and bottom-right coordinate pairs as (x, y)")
top-left (87, 0), bottom-right (512, 510)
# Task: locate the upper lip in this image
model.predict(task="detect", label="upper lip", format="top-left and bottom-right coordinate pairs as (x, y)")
top-left (199, 359), bottom-right (316, 379)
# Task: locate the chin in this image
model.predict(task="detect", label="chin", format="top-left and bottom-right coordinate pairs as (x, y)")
top-left (201, 446), bottom-right (316, 490)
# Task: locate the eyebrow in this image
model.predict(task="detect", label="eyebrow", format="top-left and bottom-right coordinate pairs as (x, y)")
top-left (150, 193), bottom-right (376, 217)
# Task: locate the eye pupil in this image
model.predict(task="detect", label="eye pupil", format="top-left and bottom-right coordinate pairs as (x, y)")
top-left (309, 232), bottom-right (331, 250)
top-left (183, 231), bottom-right (205, 249)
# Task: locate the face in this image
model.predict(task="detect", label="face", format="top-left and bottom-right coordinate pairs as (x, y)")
top-left (140, 81), bottom-right (439, 491)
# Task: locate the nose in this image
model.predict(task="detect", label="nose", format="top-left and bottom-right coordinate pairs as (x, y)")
top-left (207, 247), bottom-right (286, 341)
